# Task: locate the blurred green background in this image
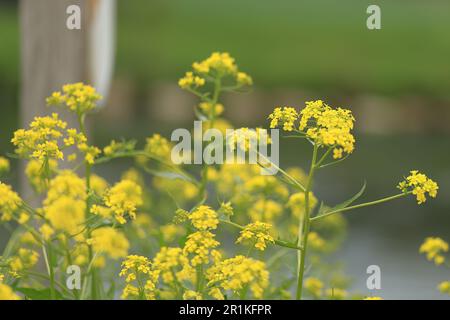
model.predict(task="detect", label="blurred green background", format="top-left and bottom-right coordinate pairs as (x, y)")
top-left (0, 0), bottom-right (449, 299)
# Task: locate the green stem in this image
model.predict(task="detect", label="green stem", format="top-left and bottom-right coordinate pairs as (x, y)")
top-left (296, 143), bottom-right (318, 300)
top-left (198, 76), bottom-right (221, 200)
top-left (311, 192), bottom-right (410, 222)
top-left (43, 244), bottom-right (56, 299)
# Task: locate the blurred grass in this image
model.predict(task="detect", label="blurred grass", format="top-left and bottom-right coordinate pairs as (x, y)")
top-left (117, 0), bottom-right (450, 97)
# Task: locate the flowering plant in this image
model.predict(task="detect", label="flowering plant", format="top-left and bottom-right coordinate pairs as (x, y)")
top-left (0, 53), bottom-right (439, 300)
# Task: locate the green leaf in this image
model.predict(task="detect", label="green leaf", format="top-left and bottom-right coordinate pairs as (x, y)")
top-left (16, 287), bottom-right (64, 300)
top-left (316, 181), bottom-right (366, 217)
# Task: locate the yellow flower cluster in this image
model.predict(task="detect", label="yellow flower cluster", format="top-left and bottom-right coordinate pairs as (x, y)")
top-left (0, 157), bottom-right (10, 175)
top-left (192, 52), bottom-right (237, 76)
top-left (419, 237), bottom-right (448, 265)
top-left (248, 200), bottom-right (282, 224)
top-left (398, 170), bottom-right (439, 204)
top-left (206, 255), bottom-right (269, 299)
top-left (25, 159), bottom-right (58, 193)
top-left (268, 107), bottom-right (298, 131)
top-left (119, 255), bottom-right (160, 300)
top-left (89, 227), bottom-right (130, 259)
top-left (183, 290), bottom-right (203, 300)
top-left (11, 113), bottom-right (68, 160)
top-left (180, 52), bottom-right (252, 91)
top-left (178, 71), bottom-right (205, 89)
top-left (304, 277), bottom-right (324, 299)
top-left (153, 247), bottom-right (193, 284)
top-left (183, 231), bottom-right (220, 266)
top-left (438, 281), bottom-right (450, 295)
top-left (8, 248), bottom-right (39, 277)
top-left (270, 101), bottom-right (355, 159)
top-left (236, 222), bottom-right (274, 251)
top-left (199, 102), bottom-right (224, 117)
top-left (287, 192), bottom-right (318, 218)
top-left (0, 283), bottom-right (20, 300)
top-left (46, 82), bottom-right (102, 114)
top-left (0, 182), bottom-right (22, 222)
top-left (43, 171), bottom-right (86, 235)
top-left (103, 179), bottom-right (143, 224)
top-left (300, 100), bottom-right (355, 159)
top-left (226, 128), bottom-right (270, 152)
top-left (145, 134), bottom-right (172, 161)
top-left (189, 205), bottom-right (219, 230)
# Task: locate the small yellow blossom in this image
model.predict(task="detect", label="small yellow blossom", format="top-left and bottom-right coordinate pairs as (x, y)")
top-left (206, 255), bottom-right (269, 299)
top-left (153, 247), bottom-right (193, 284)
top-left (398, 170), bottom-right (439, 204)
top-left (183, 290), bottom-right (203, 300)
top-left (199, 102), bottom-right (224, 117)
top-left (236, 222), bottom-right (274, 251)
top-left (189, 205), bottom-right (219, 230)
top-left (0, 283), bottom-right (20, 300)
top-left (0, 157), bottom-right (10, 175)
top-left (304, 277), bottom-right (324, 299)
top-left (90, 227), bottom-right (130, 259)
top-left (104, 179), bottom-right (143, 224)
top-left (438, 281), bottom-right (450, 295)
top-left (183, 231), bottom-right (220, 266)
top-left (119, 255), bottom-right (159, 300)
top-left (268, 107), bottom-right (298, 131)
top-left (419, 237), bottom-right (448, 265)
top-left (0, 182), bottom-right (22, 222)
top-left (47, 82), bottom-right (102, 114)
top-left (178, 71), bottom-right (205, 89)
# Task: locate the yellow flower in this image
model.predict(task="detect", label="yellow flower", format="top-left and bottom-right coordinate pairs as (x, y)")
top-left (90, 227), bottom-right (130, 259)
top-left (199, 102), bottom-right (224, 117)
top-left (183, 231), bottom-right (220, 266)
top-left (0, 283), bottom-right (20, 300)
top-left (44, 171), bottom-right (86, 205)
top-left (192, 52), bottom-right (238, 76)
top-left (419, 237), bottom-right (448, 265)
top-left (104, 179), bottom-right (143, 224)
top-left (248, 199), bottom-right (282, 224)
top-left (398, 170), bottom-right (439, 204)
top-left (206, 255), bottom-right (269, 299)
top-left (178, 71), bottom-right (205, 89)
top-left (189, 205), bottom-right (219, 230)
top-left (25, 159), bottom-right (58, 193)
top-left (325, 288), bottom-right (347, 300)
top-left (236, 222), bottom-right (274, 251)
top-left (295, 100), bottom-right (355, 159)
top-left (47, 82), bottom-right (102, 114)
top-left (304, 277), bottom-right (324, 299)
top-left (153, 247), bottom-right (193, 284)
top-left (0, 182), bottom-right (22, 222)
top-left (308, 232), bottom-right (326, 251)
top-left (145, 134), bottom-right (172, 161)
top-left (287, 192), bottom-right (318, 218)
top-left (44, 196), bottom-right (85, 235)
top-left (438, 281), bottom-right (450, 295)
top-left (236, 72), bottom-right (253, 86)
top-left (268, 107), bottom-right (298, 131)
top-left (9, 248), bottom-right (39, 275)
top-left (183, 290), bottom-right (203, 300)
top-left (218, 201), bottom-right (234, 217)
top-left (90, 174), bottom-right (108, 197)
top-left (78, 143), bottom-right (101, 164)
top-left (0, 157), bottom-right (10, 175)
top-left (119, 255), bottom-right (159, 300)
top-left (39, 224), bottom-right (55, 241)
top-left (11, 113), bottom-right (68, 160)
top-left (160, 224), bottom-right (184, 243)
top-left (364, 296), bottom-right (383, 300)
